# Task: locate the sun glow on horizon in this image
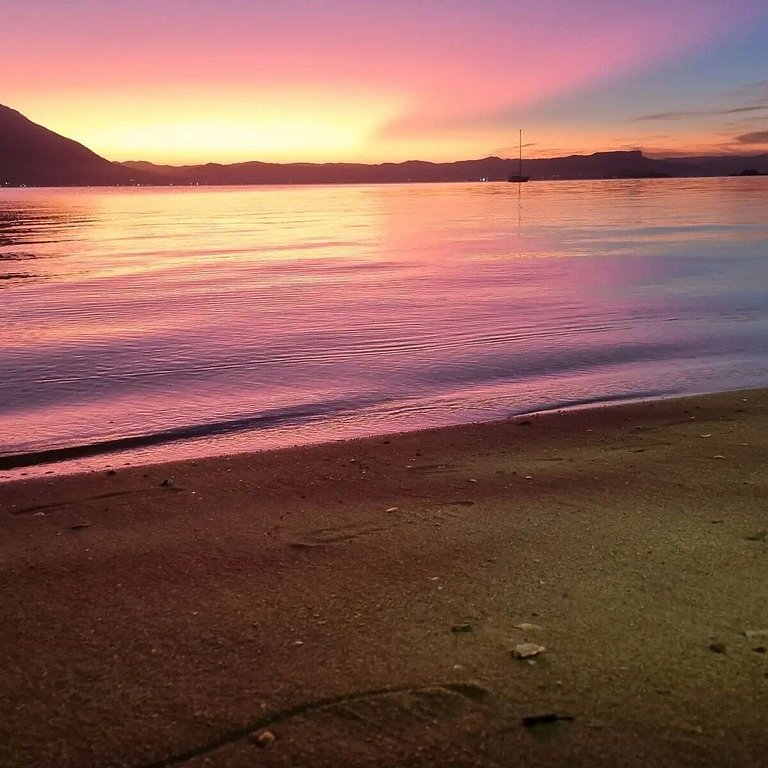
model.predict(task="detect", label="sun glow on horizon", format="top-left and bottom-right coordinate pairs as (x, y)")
top-left (22, 92), bottom-right (405, 165)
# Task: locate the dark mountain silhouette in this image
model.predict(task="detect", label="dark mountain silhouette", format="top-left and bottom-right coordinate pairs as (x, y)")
top-left (0, 104), bottom-right (157, 186)
top-left (122, 151), bottom-right (698, 185)
top-left (2, 103), bottom-right (768, 187)
top-left (671, 154), bottom-right (768, 176)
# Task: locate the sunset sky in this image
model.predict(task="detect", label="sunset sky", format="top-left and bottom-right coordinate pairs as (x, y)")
top-left (3, 0), bottom-right (768, 164)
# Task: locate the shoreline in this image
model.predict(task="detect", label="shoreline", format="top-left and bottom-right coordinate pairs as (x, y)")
top-left (0, 385), bottom-right (756, 482)
top-left (2, 387), bottom-right (767, 767)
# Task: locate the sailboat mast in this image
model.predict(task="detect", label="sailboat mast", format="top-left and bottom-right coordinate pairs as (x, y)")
top-left (519, 128), bottom-right (522, 177)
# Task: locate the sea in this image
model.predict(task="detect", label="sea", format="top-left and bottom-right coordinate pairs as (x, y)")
top-left (1, 177), bottom-right (767, 480)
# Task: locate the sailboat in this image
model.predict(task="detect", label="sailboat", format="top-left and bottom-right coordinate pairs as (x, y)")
top-left (507, 129), bottom-right (529, 183)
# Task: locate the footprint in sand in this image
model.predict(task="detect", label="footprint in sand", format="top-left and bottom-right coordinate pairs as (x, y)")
top-left (141, 682), bottom-right (490, 767)
top-left (289, 523), bottom-right (391, 549)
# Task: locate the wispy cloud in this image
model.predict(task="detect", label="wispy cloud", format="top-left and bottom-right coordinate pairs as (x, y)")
top-left (722, 114), bottom-right (768, 129)
top-left (633, 104), bottom-right (768, 121)
top-left (493, 142), bottom-right (538, 154)
top-left (731, 79), bottom-right (768, 95)
top-left (735, 130), bottom-right (768, 143)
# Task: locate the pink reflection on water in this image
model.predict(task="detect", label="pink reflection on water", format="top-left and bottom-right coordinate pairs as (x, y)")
top-left (1, 178), bottom-right (767, 479)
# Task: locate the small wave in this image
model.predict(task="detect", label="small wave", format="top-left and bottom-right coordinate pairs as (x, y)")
top-left (0, 396), bottom-right (379, 470)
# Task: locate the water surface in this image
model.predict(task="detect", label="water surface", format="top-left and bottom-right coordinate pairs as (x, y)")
top-left (1, 178), bottom-right (767, 478)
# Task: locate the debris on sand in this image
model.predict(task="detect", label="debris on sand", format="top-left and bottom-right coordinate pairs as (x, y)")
top-left (451, 623), bottom-right (473, 633)
top-left (161, 478), bottom-right (175, 488)
top-left (708, 642), bottom-right (726, 654)
top-left (514, 622), bottom-right (542, 632)
top-left (522, 713), bottom-right (574, 728)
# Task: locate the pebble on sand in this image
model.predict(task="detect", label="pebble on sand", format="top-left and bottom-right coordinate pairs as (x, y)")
top-left (513, 643), bottom-right (545, 659)
top-left (254, 730), bottom-right (276, 748)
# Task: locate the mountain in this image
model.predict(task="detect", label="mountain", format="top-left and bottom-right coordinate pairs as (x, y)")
top-left (122, 150), bottom-right (768, 184)
top-left (0, 104), bottom-right (157, 186)
top-left (122, 151), bottom-right (698, 185)
top-left (3, 103), bottom-right (768, 187)
top-left (669, 154), bottom-right (768, 176)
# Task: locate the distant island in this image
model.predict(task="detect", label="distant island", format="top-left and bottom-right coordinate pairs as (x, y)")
top-left (2, 103), bottom-right (767, 187)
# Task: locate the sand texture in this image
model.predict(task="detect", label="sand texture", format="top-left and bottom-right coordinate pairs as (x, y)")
top-left (1, 389), bottom-right (767, 767)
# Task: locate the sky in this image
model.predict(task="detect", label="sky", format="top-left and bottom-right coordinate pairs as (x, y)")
top-left (2, 0), bottom-right (768, 164)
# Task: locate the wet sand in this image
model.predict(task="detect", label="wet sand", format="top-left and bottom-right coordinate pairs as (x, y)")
top-left (1, 389), bottom-right (767, 767)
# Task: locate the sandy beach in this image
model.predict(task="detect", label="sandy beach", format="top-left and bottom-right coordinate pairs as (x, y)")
top-left (1, 389), bottom-right (767, 768)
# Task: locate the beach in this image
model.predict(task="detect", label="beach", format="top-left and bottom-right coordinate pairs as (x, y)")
top-left (1, 388), bottom-right (767, 767)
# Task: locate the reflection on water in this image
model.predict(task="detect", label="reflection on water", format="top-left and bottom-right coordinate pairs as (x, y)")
top-left (1, 178), bottom-right (767, 477)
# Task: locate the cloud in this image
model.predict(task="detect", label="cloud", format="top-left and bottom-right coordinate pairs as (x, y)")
top-left (723, 115), bottom-right (768, 129)
top-left (493, 142), bottom-right (538, 154)
top-left (633, 104), bottom-right (768, 121)
top-left (735, 130), bottom-right (768, 143)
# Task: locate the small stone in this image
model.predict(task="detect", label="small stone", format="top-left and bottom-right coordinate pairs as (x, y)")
top-left (513, 643), bottom-right (545, 659)
top-left (514, 622), bottom-right (542, 632)
top-left (700, 434), bottom-right (712, 438)
top-left (753, 646), bottom-right (767, 654)
top-left (451, 623), bottom-right (473, 633)
top-left (161, 478), bottom-right (175, 487)
top-left (292, 640), bottom-right (304, 647)
top-left (106, 469), bottom-right (117, 476)
top-left (385, 507), bottom-right (398, 513)
top-left (745, 531), bottom-right (767, 542)
top-left (712, 455), bottom-right (726, 460)
top-left (254, 730), bottom-right (276, 748)
top-left (69, 523), bottom-right (91, 531)
top-left (469, 479), bottom-right (477, 483)
top-left (744, 629), bottom-right (768, 639)
top-left (708, 642), bottom-right (726, 654)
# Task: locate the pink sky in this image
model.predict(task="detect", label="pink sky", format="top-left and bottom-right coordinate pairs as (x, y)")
top-left (3, 1), bottom-right (767, 163)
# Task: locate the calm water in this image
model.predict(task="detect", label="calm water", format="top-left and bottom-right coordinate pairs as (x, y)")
top-left (1, 179), bottom-right (767, 479)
